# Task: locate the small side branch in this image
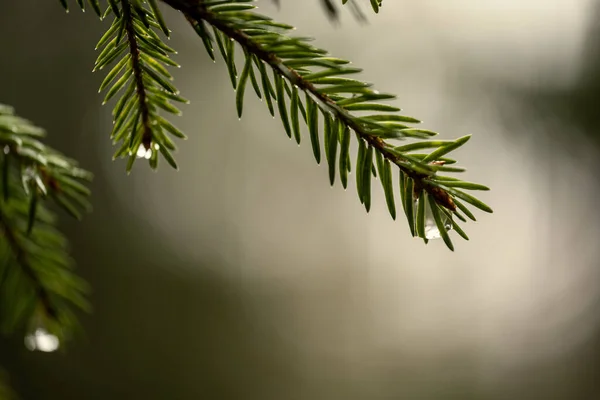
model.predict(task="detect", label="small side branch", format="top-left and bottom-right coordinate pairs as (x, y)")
top-left (0, 202), bottom-right (57, 319)
top-left (122, 0), bottom-right (153, 150)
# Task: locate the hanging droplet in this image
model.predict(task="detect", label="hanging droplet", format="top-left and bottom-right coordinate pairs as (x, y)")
top-left (415, 198), bottom-right (453, 240)
top-left (3, 145), bottom-right (9, 154)
top-left (424, 220), bottom-right (443, 240)
top-left (24, 328), bottom-right (60, 352)
top-left (136, 145), bottom-right (146, 158)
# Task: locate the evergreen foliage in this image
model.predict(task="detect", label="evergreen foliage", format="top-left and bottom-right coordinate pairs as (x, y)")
top-left (0, 104), bottom-right (92, 346)
top-left (0, 0), bottom-right (492, 351)
top-left (152, 0), bottom-right (492, 251)
top-left (94, 0), bottom-right (188, 171)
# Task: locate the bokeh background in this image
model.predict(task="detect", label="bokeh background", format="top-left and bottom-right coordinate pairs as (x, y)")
top-left (1, 0), bottom-right (600, 398)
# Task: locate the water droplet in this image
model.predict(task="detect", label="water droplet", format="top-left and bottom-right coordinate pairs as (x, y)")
top-left (136, 145), bottom-right (146, 158)
top-left (424, 221), bottom-right (442, 240)
top-left (154, 143), bottom-right (160, 150)
top-left (415, 198), bottom-right (453, 240)
top-left (144, 149), bottom-right (152, 160)
top-left (3, 145), bottom-right (9, 154)
top-left (24, 328), bottom-right (59, 352)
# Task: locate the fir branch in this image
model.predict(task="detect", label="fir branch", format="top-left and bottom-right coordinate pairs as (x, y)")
top-left (159, 0), bottom-right (492, 250)
top-left (55, 0), bottom-right (492, 249)
top-left (94, 0), bottom-right (187, 172)
top-left (0, 202), bottom-right (57, 320)
top-left (0, 104), bottom-right (91, 344)
top-left (193, 6), bottom-right (448, 203)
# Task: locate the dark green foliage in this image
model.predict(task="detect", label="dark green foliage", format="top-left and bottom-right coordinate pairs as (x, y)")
top-left (0, 0), bottom-right (494, 351)
top-left (94, 0), bottom-right (187, 172)
top-left (0, 104), bottom-right (92, 344)
top-left (338, 125), bottom-right (350, 189)
top-left (163, 0), bottom-right (491, 250)
top-left (403, 175), bottom-right (416, 236)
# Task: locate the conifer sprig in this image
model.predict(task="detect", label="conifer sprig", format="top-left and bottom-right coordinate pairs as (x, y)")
top-left (56, 0), bottom-right (491, 249)
top-left (159, 0), bottom-right (491, 250)
top-left (0, 0), bottom-right (492, 358)
top-left (0, 104), bottom-right (92, 343)
top-left (94, 0), bottom-right (187, 172)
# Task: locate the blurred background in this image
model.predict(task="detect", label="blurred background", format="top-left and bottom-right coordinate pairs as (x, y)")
top-left (1, 0), bottom-right (600, 398)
